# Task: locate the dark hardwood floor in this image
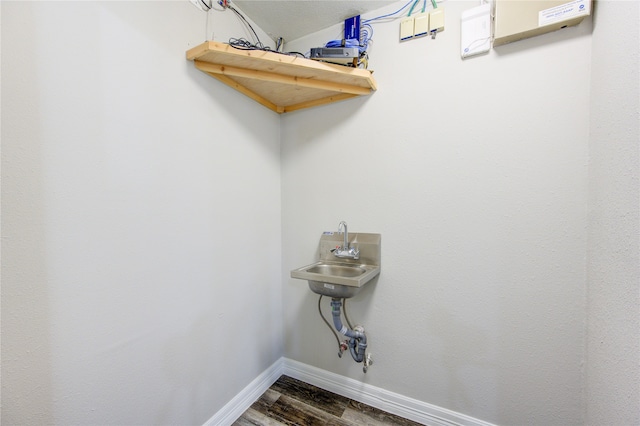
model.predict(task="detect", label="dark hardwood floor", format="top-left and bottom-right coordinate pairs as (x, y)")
top-left (233, 375), bottom-right (424, 426)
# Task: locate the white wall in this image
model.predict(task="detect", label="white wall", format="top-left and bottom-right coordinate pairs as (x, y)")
top-left (281, 2), bottom-right (592, 424)
top-left (3, 1), bottom-right (638, 425)
top-left (1, 1), bottom-right (282, 424)
top-left (587, 1), bottom-right (640, 424)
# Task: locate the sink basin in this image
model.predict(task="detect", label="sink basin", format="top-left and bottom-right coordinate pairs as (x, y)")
top-left (306, 263), bottom-right (367, 277)
top-left (291, 261), bottom-right (380, 298)
top-left (291, 231), bottom-right (381, 298)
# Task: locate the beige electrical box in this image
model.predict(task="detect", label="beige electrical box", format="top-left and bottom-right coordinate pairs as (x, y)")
top-left (494, 0), bottom-right (591, 46)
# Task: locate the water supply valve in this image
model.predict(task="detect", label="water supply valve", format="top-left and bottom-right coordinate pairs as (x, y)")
top-left (363, 353), bottom-right (373, 373)
top-left (338, 340), bottom-right (348, 358)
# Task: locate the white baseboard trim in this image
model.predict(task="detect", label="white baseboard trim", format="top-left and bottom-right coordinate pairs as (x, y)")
top-left (282, 358), bottom-right (494, 426)
top-left (203, 357), bottom-right (494, 426)
top-left (202, 358), bottom-right (284, 426)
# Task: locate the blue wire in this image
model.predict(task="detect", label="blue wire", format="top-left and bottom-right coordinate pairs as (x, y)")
top-left (362, 0), bottom-right (416, 23)
top-left (408, 0), bottom-right (420, 16)
top-left (360, 25), bottom-right (372, 51)
top-left (324, 22), bottom-right (376, 55)
top-left (361, 23), bottom-right (373, 47)
top-left (325, 39), bottom-right (360, 48)
top-left (324, 0), bottom-right (411, 57)
top-left (325, 38), bottom-right (367, 54)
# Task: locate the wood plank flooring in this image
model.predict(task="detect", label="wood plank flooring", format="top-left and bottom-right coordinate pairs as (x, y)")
top-left (233, 375), bottom-right (424, 426)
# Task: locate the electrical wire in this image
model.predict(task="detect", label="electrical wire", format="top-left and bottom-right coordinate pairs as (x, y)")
top-left (355, 0), bottom-right (442, 68)
top-left (275, 37), bottom-right (284, 52)
top-left (228, 37), bottom-right (304, 57)
top-left (408, 0), bottom-right (420, 17)
top-left (362, 0), bottom-right (416, 24)
top-left (228, 37), bottom-right (267, 51)
top-left (325, 38), bottom-right (363, 52)
top-left (225, 3), bottom-right (261, 45)
top-left (222, 2), bottom-right (305, 58)
top-left (359, 24), bottom-right (373, 69)
top-left (361, 23), bottom-right (373, 43)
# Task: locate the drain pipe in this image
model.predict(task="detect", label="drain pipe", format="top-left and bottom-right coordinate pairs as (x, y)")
top-left (330, 298), bottom-right (367, 363)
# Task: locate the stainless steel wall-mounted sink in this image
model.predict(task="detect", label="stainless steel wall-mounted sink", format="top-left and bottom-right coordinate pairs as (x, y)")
top-left (291, 231), bottom-right (381, 298)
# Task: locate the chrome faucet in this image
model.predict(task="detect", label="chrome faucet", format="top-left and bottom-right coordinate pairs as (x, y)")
top-left (334, 221), bottom-right (360, 260)
top-left (339, 221), bottom-right (349, 250)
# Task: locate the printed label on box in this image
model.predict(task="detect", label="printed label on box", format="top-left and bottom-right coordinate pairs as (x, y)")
top-left (539, 0), bottom-right (589, 27)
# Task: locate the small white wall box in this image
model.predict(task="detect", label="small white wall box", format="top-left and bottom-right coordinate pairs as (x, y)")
top-left (460, 3), bottom-right (491, 58)
top-left (494, 0), bottom-right (591, 47)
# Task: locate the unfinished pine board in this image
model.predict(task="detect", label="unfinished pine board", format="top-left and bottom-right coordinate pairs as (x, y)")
top-left (186, 41), bottom-right (377, 114)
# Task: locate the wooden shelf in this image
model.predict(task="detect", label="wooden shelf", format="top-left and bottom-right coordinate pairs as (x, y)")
top-left (186, 41), bottom-right (377, 114)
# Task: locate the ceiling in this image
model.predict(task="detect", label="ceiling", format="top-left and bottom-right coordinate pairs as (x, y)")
top-left (231, 1), bottom-right (397, 42)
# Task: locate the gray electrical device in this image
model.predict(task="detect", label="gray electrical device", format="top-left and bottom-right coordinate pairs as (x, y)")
top-left (310, 47), bottom-right (359, 64)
